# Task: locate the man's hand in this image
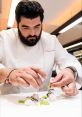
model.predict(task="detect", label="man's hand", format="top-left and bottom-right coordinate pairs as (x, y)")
top-left (61, 82), bottom-right (78, 96)
top-left (8, 67), bottom-right (46, 88)
top-left (50, 68), bottom-right (78, 96)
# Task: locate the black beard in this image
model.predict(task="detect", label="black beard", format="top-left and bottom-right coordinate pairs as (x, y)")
top-left (18, 28), bottom-right (42, 46)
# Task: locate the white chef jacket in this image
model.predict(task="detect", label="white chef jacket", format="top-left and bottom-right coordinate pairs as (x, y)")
top-left (0, 28), bottom-right (82, 94)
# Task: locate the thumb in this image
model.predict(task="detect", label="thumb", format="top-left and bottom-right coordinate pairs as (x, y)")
top-left (50, 73), bottom-right (63, 83)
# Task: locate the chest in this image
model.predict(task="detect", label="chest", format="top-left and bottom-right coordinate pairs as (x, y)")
top-left (4, 41), bottom-right (55, 75)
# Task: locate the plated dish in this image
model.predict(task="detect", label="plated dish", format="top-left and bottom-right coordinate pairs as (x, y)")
top-left (18, 89), bottom-right (57, 106)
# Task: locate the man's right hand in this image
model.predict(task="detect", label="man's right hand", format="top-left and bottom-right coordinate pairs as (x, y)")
top-left (7, 67), bottom-right (47, 88)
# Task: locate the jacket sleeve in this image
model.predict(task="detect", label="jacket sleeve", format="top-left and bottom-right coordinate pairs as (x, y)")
top-left (54, 36), bottom-right (82, 85)
top-left (0, 33), bottom-right (5, 68)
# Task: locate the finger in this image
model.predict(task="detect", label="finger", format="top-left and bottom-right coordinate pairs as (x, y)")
top-left (31, 67), bottom-right (47, 79)
top-left (16, 77), bottom-right (30, 87)
top-left (62, 83), bottom-right (78, 96)
top-left (24, 68), bottom-right (43, 86)
top-left (24, 68), bottom-right (39, 79)
top-left (50, 73), bottom-right (63, 83)
top-left (62, 82), bottom-right (76, 92)
top-left (10, 77), bottom-right (30, 87)
top-left (20, 72), bottom-right (40, 88)
top-left (33, 74), bottom-right (43, 86)
top-left (63, 87), bottom-right (78, 96)
top-left (50, 77), bottom-right (72, 87)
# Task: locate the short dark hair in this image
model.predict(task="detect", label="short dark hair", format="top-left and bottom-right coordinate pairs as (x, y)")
top-left (15, 0), bottom-right (44, 23)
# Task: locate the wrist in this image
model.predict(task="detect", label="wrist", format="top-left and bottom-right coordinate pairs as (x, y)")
top-left (0, 68), bottom-right (12, 83)
top-left (5, 69), bottom-right (17, 84)
top-left (66, 67), bottom-right (78, 80)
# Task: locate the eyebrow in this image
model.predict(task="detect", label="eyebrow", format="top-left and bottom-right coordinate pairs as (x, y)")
top-left (22, 24), bottom-right (41, 28)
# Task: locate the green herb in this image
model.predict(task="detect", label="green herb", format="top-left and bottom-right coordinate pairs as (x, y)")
top-left (40, 100), bottom-right (49, 105)
top-left (30, 96), bottom-right (38, 101)
top-left (18, 99), bottom-right (26, 104)
top-left (42, 95), bottom-right (48, 99)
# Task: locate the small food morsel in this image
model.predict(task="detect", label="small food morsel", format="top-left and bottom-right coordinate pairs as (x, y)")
top-left (18, 90), bottom-right (56, 106)
top-left (47, 89), bottom-right (56, 101)
top-left (31, 93), bottom-right (40, 101)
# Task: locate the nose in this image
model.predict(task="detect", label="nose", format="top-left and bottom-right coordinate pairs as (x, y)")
top-left (30, 29), bottom-right (35, 36)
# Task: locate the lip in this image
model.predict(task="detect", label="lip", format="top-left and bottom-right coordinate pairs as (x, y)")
top-left (28, 38), bottom-right (36, 41)
top-left (29, 38), bottom-right (35, 39)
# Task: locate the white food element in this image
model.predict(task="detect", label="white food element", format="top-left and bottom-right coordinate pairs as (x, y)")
top-left (32, 93), bottom-right (40, 101)
top-left (25, 99), bottom-right (36, 106)
top-left (48, 93), bottom-right (56, 101)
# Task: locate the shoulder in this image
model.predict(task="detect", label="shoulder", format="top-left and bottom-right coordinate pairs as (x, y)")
top-left (41, 31), bottom-right (57, 39)
top-left (41, 31), bottom-right (57, 50)
top-left (0, 28), bottom-right (18, 40)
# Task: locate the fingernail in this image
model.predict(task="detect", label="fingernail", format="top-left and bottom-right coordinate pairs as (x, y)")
top-left (50, 78), bottom-right (54, 83)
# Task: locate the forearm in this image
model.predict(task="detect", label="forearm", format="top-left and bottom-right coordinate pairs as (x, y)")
top-left (0, 68), bottom-right (12, 83)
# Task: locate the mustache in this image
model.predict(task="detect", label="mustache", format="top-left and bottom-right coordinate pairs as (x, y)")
top-left (26, 35), bottom-right (37, 39)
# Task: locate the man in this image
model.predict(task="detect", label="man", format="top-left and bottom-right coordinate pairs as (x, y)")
top-left (0, 0), bottom-right (82, 95)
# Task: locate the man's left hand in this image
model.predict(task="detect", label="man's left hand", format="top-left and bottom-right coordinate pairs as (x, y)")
top-left (50, 68), bottom-right (78, 96)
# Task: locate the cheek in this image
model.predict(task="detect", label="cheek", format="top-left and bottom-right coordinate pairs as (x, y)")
top-left (36, 30), bottom-right (41, 35)
top-left (36, 28), bottom-right (42, 36)
top-left (20, 29), bottom-right (30, 37)
top-left (18, 25), bottom-right (29, 37)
